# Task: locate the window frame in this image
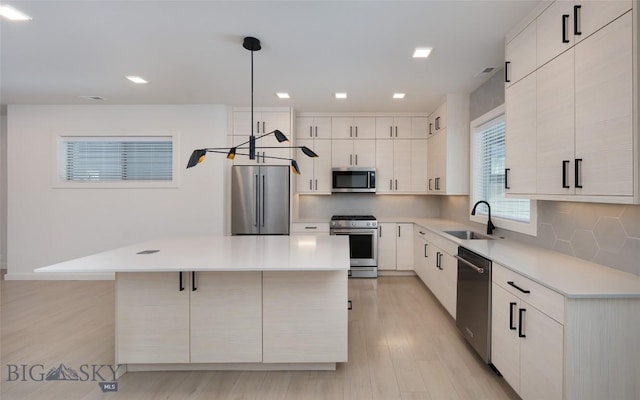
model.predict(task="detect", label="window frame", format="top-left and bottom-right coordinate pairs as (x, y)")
top-left (469, 105), bottom-right (537, 236)
top-left (53, 132), bottom-right (180, 189)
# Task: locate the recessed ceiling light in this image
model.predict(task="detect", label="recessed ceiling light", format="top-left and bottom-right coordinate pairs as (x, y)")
top-left (335, 93), bottom-right (347, 99)
top-left (126, 76), bottom-right (148, 84)
top-left (413, 47), bottom-right (432, 58)
top-left (0, 5), bottom-right (32, 20)
top-left (393, 93), bottom-right (406, 99)
top-left (276, 92), bottom-right (290, 99)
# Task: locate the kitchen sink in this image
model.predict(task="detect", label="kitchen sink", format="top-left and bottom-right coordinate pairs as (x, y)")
top-left (444, 230), bottom-right (493, 240)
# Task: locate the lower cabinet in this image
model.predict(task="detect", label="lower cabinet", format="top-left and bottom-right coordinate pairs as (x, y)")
top-left (116, 270), bottom-right (347, 366)
top-left (378, 223), bottom-right (414, 270)
top-left (491, 283), bottom-right (563, 400)
top-left (412, 228), bottom-right (457, 319)
top-left (116, 271), bottom-right (262, 364)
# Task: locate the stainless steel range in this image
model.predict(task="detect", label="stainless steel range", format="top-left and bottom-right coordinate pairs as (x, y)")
top-left (330, 215), bottom-right (378, 278)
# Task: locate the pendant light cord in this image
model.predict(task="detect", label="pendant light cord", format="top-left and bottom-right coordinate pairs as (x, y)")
top-left (250, 49), bottom-right (254, 139)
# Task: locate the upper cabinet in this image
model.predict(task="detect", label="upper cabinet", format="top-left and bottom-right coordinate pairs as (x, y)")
top-left (331, 117), bottom-right (375, 139)
top-left (375, 117), bottom-right (430, 139)
top-left (230, 108), bottom-right (292, 166)
top-left (505, 2), bottom-right (637, 204)
top-left (295, 117), bottom-right (332, 140)
top-left (426, 94), bottom-right (470, 195)
top-left (505, 21), bottom-right (537, 87)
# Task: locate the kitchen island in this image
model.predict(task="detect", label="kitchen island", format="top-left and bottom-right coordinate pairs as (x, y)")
top-left (36, 235), bottom-right (350, 374)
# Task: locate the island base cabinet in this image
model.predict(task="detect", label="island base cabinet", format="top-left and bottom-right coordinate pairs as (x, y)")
top-left (190, 272), bottom-right (262, 363)
top-left (116, 272), bottom-right (190, 364)
top-left (263, 270), bottom-right (348, 363)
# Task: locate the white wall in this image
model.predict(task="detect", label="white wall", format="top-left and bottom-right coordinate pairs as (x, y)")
top-left (7, 105), bottom-right (227, 279)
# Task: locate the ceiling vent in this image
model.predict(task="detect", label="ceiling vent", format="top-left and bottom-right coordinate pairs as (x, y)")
top-left (79, 95), bottom-right (105, 101)
top-left (480, 66), bottom-right (496, 74)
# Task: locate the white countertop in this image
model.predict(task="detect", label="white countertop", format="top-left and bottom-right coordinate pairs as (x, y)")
top-left (35, 235), bottom-right (350, 273)
top-left (408, 218), bottom-right (640, 298)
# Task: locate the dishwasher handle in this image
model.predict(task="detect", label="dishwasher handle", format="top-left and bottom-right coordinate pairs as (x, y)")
top-left (454, 255), bottom-right (485, 274)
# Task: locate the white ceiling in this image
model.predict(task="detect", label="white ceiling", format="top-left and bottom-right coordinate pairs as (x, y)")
top-left (0, 0), bottom-right (539, 113)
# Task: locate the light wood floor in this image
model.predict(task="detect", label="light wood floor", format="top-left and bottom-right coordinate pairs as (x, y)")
top-left (1, 277), bottom-right (519, 400)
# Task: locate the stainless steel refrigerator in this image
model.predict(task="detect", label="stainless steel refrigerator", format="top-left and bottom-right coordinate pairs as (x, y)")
top-left (231, 165), bottom-right (290, 235)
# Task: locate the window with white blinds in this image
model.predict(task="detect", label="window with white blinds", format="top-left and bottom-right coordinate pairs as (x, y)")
top-left (58, 136), bottom-right (173, 182)
top-left (470, 106), bottom-right (535, 235)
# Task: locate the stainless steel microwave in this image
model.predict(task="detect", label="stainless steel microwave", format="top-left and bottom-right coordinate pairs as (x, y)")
top-left (331, 168), bottom-right (376, 193)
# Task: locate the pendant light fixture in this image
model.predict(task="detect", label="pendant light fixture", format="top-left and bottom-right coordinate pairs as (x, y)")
top-left (186, 36), bottom-right (318, 174)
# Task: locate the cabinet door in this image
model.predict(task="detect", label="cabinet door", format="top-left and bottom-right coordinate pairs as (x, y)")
top-left (375, 117), bottom-right (395, 139)
top-left (396, 223), bottom-right (414, 270)
top-left (423, 241), bottom-right (439, 291)
top-left (536, 49), bottom-right (575, 195)
top-left (536, 0), bottom-right (574, 68)
top-left (296, 138), bottom-right (314, 193)
top-left (519, 305), bottom-right (564, 400)
top-left (313, 140), bottom-right (333, 192)
top-left (313, 117), bottom-right (332, 139)
top-left (435, 103), bottom-right (447, 131)
top-left (331, 139), bottom-right (354, 168)
top-left (331, 117), bottom-right (354, 139)
top-left (260, 111), bottom-right (290, 136)
top-left (260, 132), bottom-right (291, 165)
top-left (427, 131), bottom-right (446, 193)
top-left (378, 223), bottom-right (397, 270)
top-left (296, 117), bottom-right (315, 139)
top-left (413, 234), bottom-right (429, 282)
top-left (393, 140), bottom-right (412, 192)
top-left (491, 283), bottom-right (521, 393)
top-left (505, 73), bottom-right (537, 195)
top-left (393, 117), bottom-right (412, 139)
top-left (375, 140), bottom-right (395, 193)
top-left (116, 272), bottom-right (190, 364)
top-left (410, 139), bottom-right (428, 193)
top-left (232, 111), bottom-right (254, 135)
top-left (411, 117), bottom-right (429, 138)
top-left (353, 139), bottom-right (376, 167)
top-left (438, 251), bottom-right (457, 318)
top-left (190, 272), bottom-right (262, 363)
top-left (353, 117), bottom-right (376, 139)
top-left (574, 11), bottom-right (633, 196)
top-left (263, 271), bottom-right (348, 363)
top-left (506, 21), bottom-right (537, 86)
top-left (574, 0), bottom-right (632, 44)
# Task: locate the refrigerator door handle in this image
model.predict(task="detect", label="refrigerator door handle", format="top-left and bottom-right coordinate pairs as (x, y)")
top-left (254, 174), bottom-right (259, 227)
top-left (261, 174), bottom-right (266, 227)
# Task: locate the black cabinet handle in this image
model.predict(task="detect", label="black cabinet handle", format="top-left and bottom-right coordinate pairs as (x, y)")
top-left (509, 302), bottom-right (517, 330)
top-left (429, 123), bottom-right (433, 135)
top-left (435, 117), bottom-right (440, 130)
top-left (379, 226), bottom-right (382, 238)
top-left (575, 158), bottom-right (583, 188)
top-left (424, 243), bottom-right (428, 258)
top-left (309, 126), bottom-right (313, 137)
top-left (505, 168), bottom-right (510, 190)
top-left (562, 15), bottom-right (570, 43)
top-left (439, 253), bottom-right (443, 270)
top-left (191, 271), bottom-right (197, 291)
top-left (428, 178), bottom-right (432, 191)
top-left (436, 252), bottom-right (441, 269)
top-left (389, 126), bottom-right (393, 138)
top-left (179, 272), bottom-right (184, 291)
top-left (315, 126), bottom-right (318, 137)
top-left (518, 308), bottom-right (526, 338)
top-left (574, 5), bottom-right (582, 35)
top-left (348, 300), bottom-right (352, 310)
top-left (505, 61), bottom-right (511, 83)
top-left (507, 281), bottom-right (531, 294)
top-left (398, 225), bottom-right (401, 238)
top-left (395, 126), bottom-right (398, 137)
top-left (562, 160), bottom-right (570, 188)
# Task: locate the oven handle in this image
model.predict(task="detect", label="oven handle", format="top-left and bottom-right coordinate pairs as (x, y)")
top-left (330, 229), bottom-right (378, 235)
top-left (454, 255), bottom-right (485, 274)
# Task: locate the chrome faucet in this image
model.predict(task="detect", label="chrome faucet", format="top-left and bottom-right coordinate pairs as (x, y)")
top-left (471, 201), bottom-right (495, 235)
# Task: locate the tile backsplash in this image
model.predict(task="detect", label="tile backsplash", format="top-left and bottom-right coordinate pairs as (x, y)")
top-left (441, 196), bottom-right (640, 277)
top-left (296, 194), bottom-right (441, 219)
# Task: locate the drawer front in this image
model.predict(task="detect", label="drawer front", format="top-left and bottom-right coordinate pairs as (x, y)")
top-left (291, 223), bottom-right (329, 235)
top-left (493, 263), bottom-right (565, 323)
top-left (416, 226), bottom-right (457, 256)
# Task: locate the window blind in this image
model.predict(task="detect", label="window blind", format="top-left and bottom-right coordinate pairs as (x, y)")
top-left (472, 116), bottom-right (530, 223)
top-left (59, 136), bottom-right (173, 182)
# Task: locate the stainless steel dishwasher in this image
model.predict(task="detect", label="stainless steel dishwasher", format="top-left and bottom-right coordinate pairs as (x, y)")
top-left (455, 246), bottom-right (492, 363)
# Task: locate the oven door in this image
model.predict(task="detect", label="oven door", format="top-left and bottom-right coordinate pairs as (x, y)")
top-left (331, 229), bottom-right (378, 267)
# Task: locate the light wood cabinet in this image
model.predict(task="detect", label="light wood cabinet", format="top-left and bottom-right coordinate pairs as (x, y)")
top-left (413, 229), bottom-right (430, 283)
top-left (331, 117), bottom-right (375, 139)
top-left (331, 139), bottom-right (375, 168)
top-left (378, 222), bottom-right (413, 271)
top-left (117, 271), bottom-right (262, 364)
top-left (536, 0), bottom-right (575, 68)
top-left (410, 139), bottom-right (428, 193)
top-left (492, 265), bottom-right (564, 400)
top-left (290, 222), bottom-right (329, 235)
top-left (230, 108), bottom-right (292, 166)
top-left (262, 270), bottom-right (347, 363)
top-left (505, 73), bottom-right (537, 195)
top-left (425, 94), bottom-right (469, 195)
top-left (233, 110), bottom-right (290, 136)
top-left (375, 117), bottom-right (412, 139)
top-left (295, 116), bottom-right (331, 139)
top-left (295, 139), bottom-right (332, 193)
top-left (505, 20), bottom-right (537, 87)
top-left (573, 0), bottom-right (631, 45)
top-left (232, 134), bottom-right (291, 166)
top-left (411, 117), bottom-right (429, 138)
top-left (375, 140), bottom-right (411, 193)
